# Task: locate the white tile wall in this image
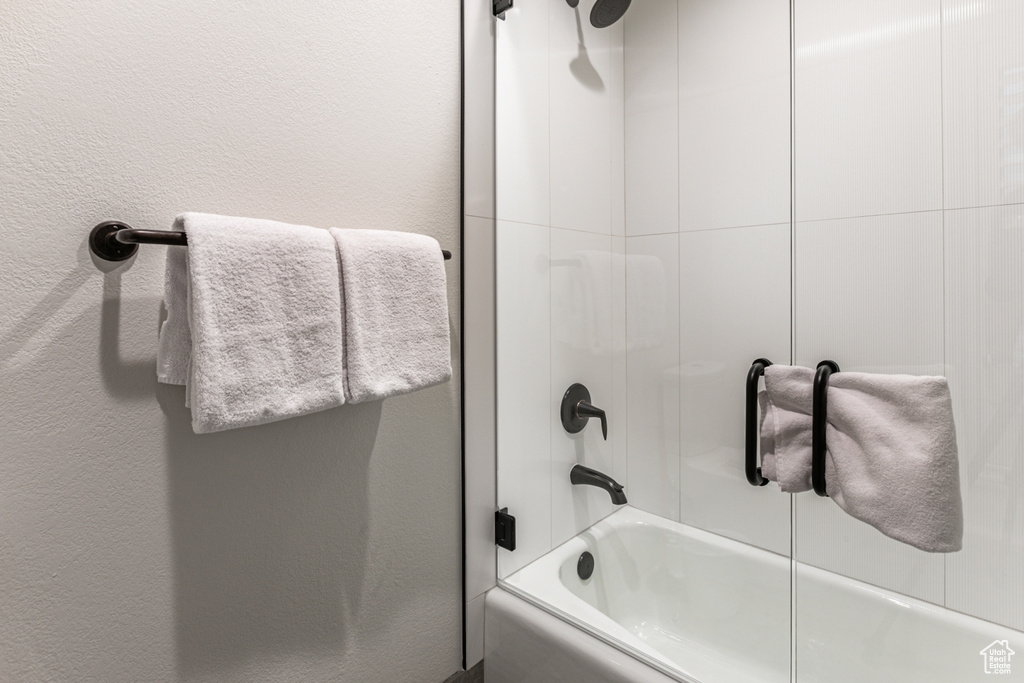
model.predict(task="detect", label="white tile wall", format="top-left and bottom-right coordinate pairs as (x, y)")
top-left (610, 37), bottom-right (626, 238)
top-left (793, 212), bottom-right (946, 604)
top-left (624, 0), bottom-right (678, 237)
top-left (550, 228), bottom-right (625, 546)
top-left (679, 0), bottom-right (791, 231)
top-left (550, 8), bottom-right (624, 235)
top-left (944, 205), bottom-right (1024, 631)
top-left (678, 224), bottom-right (792, 556)
top-left (793, 212), bottom-right (945, 376)
top-left (611, 236), bottom-right (628, 487)
top-left (494, 0), bottom-right (626, 580)
top-left (496, 220), bottom-right (552, 578)
top-left (794, 0), bottom-right (943, 222)
top-left (943, 0), bottom-right (1024, 210)
top-left (494, 0), bottom-right (1024, 642)
top-left (625, 233), bottom-right (681, 520)
top-left (496, 0), bottom-right (550, 227)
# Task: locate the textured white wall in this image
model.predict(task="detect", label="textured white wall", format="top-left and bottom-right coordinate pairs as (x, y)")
top-left (0, 2), bottom-right (461, 682)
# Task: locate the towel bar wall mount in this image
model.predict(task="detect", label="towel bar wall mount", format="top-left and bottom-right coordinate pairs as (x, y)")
top-left (89, 221), bottom-right (453, 263)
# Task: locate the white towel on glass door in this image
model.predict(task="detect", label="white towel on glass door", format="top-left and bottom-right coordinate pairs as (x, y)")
top-left (759, 364), bottom-right (963, 553)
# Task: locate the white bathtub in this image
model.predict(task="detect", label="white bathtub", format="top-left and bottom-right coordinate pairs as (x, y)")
top-left (486, 506), bottom-right (1023, 682)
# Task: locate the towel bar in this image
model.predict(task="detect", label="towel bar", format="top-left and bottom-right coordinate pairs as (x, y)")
top-left (745, 358), bottom-right (773, 487)
top-left (89, 221), bottom-right (453, 263)
top-left (811, 360), bottom-right (840, 497)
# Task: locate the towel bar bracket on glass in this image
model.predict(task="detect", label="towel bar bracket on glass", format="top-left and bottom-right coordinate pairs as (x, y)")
top-left (745, 358), bottom-right (773, 487)
top-left (812, 360), bottom-right (840, 498)
top-left (88, 221), bottom-right (453, 263)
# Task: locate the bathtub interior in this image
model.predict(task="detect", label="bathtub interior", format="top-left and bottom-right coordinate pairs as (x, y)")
top-left (559, 517), bottom-right (790, 674)
top-left (501, 506), bottom-right (1024, 683)
top-left (503, 507), bottom-right (791, 683)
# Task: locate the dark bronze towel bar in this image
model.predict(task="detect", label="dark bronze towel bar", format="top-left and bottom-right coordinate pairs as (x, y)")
top-left (89, 221), bottom-right (452, 263)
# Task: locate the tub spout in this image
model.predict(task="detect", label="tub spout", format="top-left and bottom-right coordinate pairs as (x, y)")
top-left (570, 464), bottom-right (627, 505)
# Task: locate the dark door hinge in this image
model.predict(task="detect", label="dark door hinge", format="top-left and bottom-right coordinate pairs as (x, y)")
top-left (495, 507), bottom-right (516, 551)
top-left (493, 0), bottom-right (513, 20)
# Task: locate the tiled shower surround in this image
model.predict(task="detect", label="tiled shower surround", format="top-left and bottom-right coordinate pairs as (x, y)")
top-left (494, 0), bottom-right (1024, 637)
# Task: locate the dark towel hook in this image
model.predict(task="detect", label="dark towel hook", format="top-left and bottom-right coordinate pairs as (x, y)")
top-left (811, 360), bottom-right (840, 497)
top-left (745, 358), bottom-right (773, 487)
top-left (89, 221), bottom-right (452, 263)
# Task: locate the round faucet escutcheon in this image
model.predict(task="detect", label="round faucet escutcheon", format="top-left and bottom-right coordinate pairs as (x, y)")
top-left (560, 383), bottom-right (608, 440)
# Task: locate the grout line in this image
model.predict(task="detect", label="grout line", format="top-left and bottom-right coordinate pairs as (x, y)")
top-left (613, 200), bottom-right (1024, 237)
top-left (795, 207), bottom-right (944, 225)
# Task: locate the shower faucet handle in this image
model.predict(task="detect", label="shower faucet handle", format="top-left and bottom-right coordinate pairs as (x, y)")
top-left (577, 401), bottom-right (607, 440)
top-left (560, 383), bottom-right (608, 440)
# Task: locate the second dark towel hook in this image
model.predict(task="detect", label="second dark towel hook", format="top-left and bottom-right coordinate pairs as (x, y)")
top-left (812, 360), bottom-right (840, 497)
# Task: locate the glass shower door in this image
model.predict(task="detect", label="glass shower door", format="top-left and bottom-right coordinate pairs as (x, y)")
top-left (790, 1), bottom-right (1024, 680)
top-left (493, 1), bottom-right (794, 681)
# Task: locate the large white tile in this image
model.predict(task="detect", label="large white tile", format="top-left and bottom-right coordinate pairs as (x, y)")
top-left (794, 212), bottom-right (944, 375)
top-left (677, 224), bottom-right (792, 556)
top-left (496, 220), bottom-right (551, 578)
top-left (611, 236), bottom-right (627, 507)
top-left (625, 233), bottom-right (680, 520)
top-left (943, 0), bottom-right (1024, 210)
top-left (794, 0), bottom-right (942, 221)
top-left (945, 205), bottom-right (1024, 631)
top-left (609, 23), bottom-right (625, 237)
top-left (464, 0), bottom-right (496, 219)
top-left (550, 1), bottom-right (616, 234)
top-left (550, 228), bottom-right (621, 546)
top-left (496, 0), bottom-right (550, 226)
top-left (624, 0), bottom-right (678, 237)
top-left (465, 216), bottom-right (497, 600)
top-left (679, 0), bottom-right (790, 231)
top-left (793, 211), bottom-right (945, 603)
top-left (795, 496), bottom-right (945, 604)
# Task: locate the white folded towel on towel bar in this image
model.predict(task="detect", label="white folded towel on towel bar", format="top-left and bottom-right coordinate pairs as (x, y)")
top-left (759, 365), bottom-right (963, 553)
top-left (329, 228), bottom-right (452, 404)
top-left (158, 213), bottom-right (347, 433)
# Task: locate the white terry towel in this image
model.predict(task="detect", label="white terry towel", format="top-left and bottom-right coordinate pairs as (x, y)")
top-left (157, 244), bottom-right (190, 386)
top-left (157, 213), bottom-right (346, 433)
top-left (329, 228), bottom-right (452, 403)
top-left (759, 365), bottom-right (963, 553)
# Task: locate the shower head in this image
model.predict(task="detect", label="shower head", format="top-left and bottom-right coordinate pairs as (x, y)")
top-left (565, 0), bottom-right (632, 28)
top-left (589, 0), bottom-right (631, 28)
